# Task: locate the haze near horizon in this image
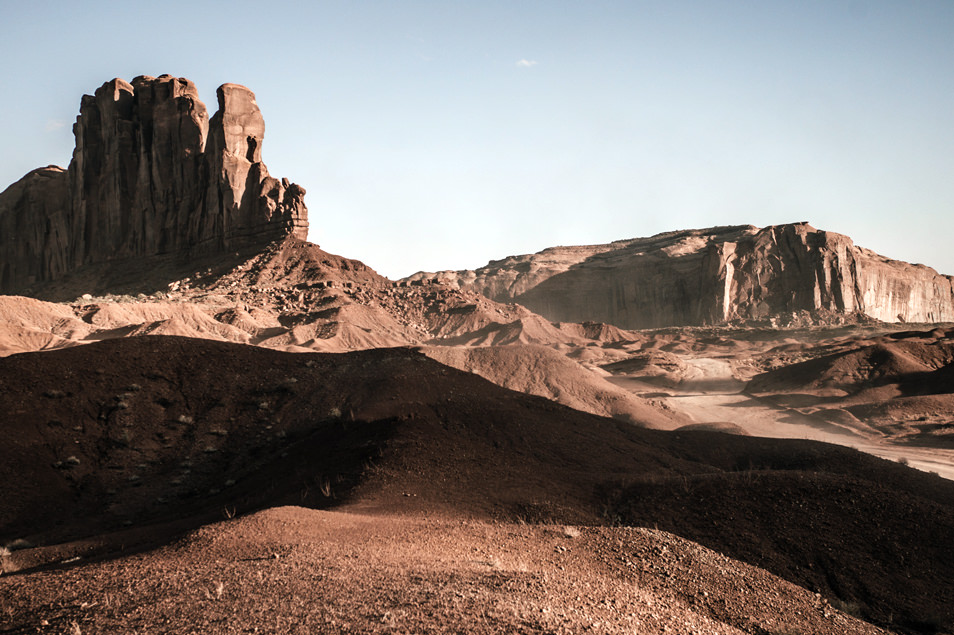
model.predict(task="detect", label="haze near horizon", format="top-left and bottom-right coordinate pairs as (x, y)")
top-left (1, 0), bottom-right (951, 279)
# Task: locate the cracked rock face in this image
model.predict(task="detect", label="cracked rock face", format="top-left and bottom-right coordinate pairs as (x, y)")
top-left (410, 223), bottom-right (954, 328)
top-left (0, 75), bottom-right (308, 294)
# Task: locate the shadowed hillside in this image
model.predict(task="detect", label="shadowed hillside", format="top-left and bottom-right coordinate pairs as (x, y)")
top-left (2, 336), bottom-right (953, 632)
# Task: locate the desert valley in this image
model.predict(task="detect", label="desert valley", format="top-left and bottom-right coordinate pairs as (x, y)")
top-left (1, 76), bottom-right (954, 634)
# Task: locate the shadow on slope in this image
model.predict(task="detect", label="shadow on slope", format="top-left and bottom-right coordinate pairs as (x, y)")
top-left (748, 334), bottom-right (954, 395)
top-left (19, 237), bottom-right (388, 303)
top-left (603, 436), bottom-right (954, 634)
top-left (0, 336), bottom-right (700, 549)
top-left (1, 336), bottom-right (953, 633)
top-left (746, 327), bottom-right (954, 448)
top-left (420, 343), bottom-right (689, 428)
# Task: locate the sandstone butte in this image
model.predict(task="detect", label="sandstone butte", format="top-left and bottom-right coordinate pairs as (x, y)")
top-left (0, 75), bottom-right (308, 294)
top-left (408, 223), bottom-right (954, 328)
top-left (3, 75), bottom-right (954, 331)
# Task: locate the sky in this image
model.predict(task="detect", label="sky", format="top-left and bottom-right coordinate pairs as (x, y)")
top-left (1, 1), bottom-right (952, 279)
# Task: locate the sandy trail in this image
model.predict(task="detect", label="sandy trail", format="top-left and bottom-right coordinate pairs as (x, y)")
top-left (612, 356), bottom-right (954, 481)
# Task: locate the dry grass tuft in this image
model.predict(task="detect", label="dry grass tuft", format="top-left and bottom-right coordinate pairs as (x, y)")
top-left (562, 526), bottom-right (581, 538)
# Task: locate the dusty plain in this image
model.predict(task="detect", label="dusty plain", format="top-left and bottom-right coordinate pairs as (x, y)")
top-left (2, 303), bottom-right (954, 634)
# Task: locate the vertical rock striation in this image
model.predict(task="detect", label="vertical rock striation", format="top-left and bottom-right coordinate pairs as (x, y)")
top-left (691, 223), bottom-right (954, 324)
top-left (201, 83), bottom-right (307, 249)
top-left (0, 167), bottom-right (71, 291)
top-left (412, 223), bottom-right (954, 327)
top-left (0, 75), bottom-right (308, 294)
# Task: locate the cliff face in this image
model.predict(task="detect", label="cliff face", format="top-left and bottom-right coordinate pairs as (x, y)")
top-left (412, 223), bottom-right (954, 328)
top-left (0, 75), bottom-right (307, 294)
top-left (692, 223), bottom-right (954, 325)
top-left (0, 167), bottom-right (71, 291)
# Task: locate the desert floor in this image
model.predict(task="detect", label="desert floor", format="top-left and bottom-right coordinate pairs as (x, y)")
top-left (609, 354), bottom-right (954, 480)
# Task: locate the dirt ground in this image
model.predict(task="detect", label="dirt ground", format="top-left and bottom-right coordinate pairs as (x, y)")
top-left (0, 507), bottom-right (888, 635)
top-left (2, 337), bottom-right (954, 634)
top-left (3, 240), bottom-right (954, 634)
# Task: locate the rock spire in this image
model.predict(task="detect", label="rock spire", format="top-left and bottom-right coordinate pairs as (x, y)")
top-left (0, 75), bottom-right (308, 294)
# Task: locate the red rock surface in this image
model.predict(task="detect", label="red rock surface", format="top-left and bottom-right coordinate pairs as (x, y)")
top-left (410, 223), bottom-right (954, 328)
top-left (0, 76), bottom-right (307, 295)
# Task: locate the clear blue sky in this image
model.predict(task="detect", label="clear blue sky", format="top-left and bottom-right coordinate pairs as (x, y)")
top-left (1, 1), bottom-right (952, 278)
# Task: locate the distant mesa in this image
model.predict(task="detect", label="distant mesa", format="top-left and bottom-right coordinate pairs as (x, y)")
top-left (408, 223), bottom-right (954, 327)
top-left (0, 75), bottom-right (308, 295)
top-left (3, 76), bottom-right (953, 330)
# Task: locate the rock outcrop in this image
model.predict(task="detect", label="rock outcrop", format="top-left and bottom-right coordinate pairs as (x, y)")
top-left (409, 223), bottom-right (954, 328)
top-left (0, 167), bottom-right (72, 291)
top-left (0, 75), bottom-right (307, 294)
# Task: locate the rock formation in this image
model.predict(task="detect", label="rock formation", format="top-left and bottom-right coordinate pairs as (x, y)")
top-left (409, 223), bottom-right (954, 328)
top-left (0, 75), bottom-right (307, 294)
top-left (0, 167), bottom-right (72, 291)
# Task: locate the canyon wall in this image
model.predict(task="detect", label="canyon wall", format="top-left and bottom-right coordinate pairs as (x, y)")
top-left (0, 75), bottom-right (307, 294)
top-left (412, 223), bottom-right (954, 328)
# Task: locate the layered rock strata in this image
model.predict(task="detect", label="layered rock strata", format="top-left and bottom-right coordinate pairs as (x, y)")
top-left (0, 75), bottom-right (307, 294)
top-left (410, 223), bottom-right (954, 328)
